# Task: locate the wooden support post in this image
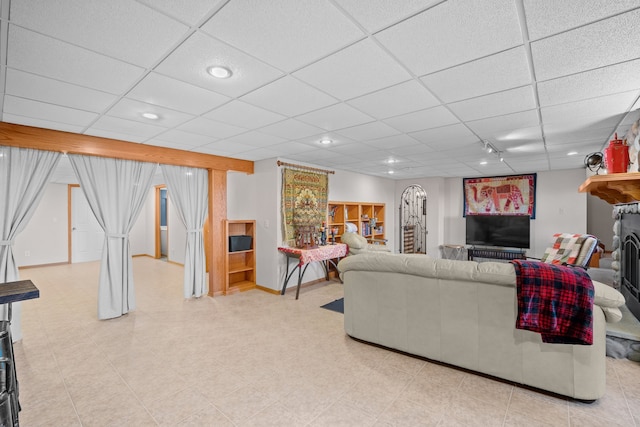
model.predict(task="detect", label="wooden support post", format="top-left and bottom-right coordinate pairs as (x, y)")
top-left (208, 169), bottom-right (227, 296)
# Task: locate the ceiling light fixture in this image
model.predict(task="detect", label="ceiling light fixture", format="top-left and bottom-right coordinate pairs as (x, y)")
top-left (567, 151), bottom-right (578, 156)
top-left (387, 170), bottom-right (395, 174)
top-left (207, 66), bottom-right (232, 79)
top-left (142, 112), bottom-right (159, 120)
top-left (319, 138), bottom-right (332, 145)
top-left (387, 159), bottom-right (397, 164)
top-left (480, 140), bottom-right (503, 162)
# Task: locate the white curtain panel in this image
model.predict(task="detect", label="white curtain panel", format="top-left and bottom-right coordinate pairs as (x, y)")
top-left (0, 145), bottom-right (61, 339)
top-left (69, 155), bottom-right (157, 320)
top-left (161, 165), bottom-right (208, 298)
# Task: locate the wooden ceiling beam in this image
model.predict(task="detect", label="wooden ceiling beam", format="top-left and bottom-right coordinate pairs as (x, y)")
top-left (0, 122), bottom-right (254, 174)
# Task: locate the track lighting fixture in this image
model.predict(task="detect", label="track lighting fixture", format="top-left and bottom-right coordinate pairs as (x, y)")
top-left (481, 140), bottom-right (503, 162)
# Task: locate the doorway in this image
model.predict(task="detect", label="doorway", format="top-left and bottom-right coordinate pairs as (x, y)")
top-left (69, 185), bottom-right (103, 263)
top-left (155, 185), bottom-right (168, 260)
top-left (399, 184), bottom-right (428, 254)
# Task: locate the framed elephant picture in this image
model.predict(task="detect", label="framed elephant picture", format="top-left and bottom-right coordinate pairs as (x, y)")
top-left (463, 174), bottom-right (536, 218)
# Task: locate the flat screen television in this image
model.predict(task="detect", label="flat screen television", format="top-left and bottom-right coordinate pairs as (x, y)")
top-left (465, 215), bottom-right (530, 248)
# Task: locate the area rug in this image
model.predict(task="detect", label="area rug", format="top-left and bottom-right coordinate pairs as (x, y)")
top-left (321, 298), bottom-right (344, 313)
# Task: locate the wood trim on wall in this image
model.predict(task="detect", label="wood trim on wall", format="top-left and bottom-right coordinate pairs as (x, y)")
top-left (208, 169), bottom-right (227, 297)
top-left (0, 122), bottom-right (253, 173)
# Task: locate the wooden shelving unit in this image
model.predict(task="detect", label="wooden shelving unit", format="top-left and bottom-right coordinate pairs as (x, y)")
top-left (327, 201), bottom-right (385, 244)
top-left (225, 220), bottom-right (256, 295)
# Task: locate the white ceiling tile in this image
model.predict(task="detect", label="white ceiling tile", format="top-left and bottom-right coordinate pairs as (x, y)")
top-left (531, 9), bottom-right (640, 81)
top-left (128, 72), bottom-right (230, 115)
top-left (3, 95), bottom-right (98, 127)
top-left (259, 119), bottom-right (324, 140)
top-left (347, 80), bottom-right (440, 119)
top-left (155, 32), bottom-right (284, 98)
top-left (538, 59), bottom-right (640, 107)
top-left (295, 103), bottom-right (373, 131)
top-left (1, 113), bottom-right (85, 134)
top-left (466, 110), bottom-right (540, 137)
top-left (543, 115), bottom-right (624, 136)
top-left (334, 0), bottom-right (441, 32)
top-left (447, 86), bottom-right (537, 121)
top-left (204, 101), bottom-right (286, 129)
top-left (5, 69), bottom-right (117, 113)
top-left (541, 91), bottom-right (638, 126)
top-left (408, 123), bottom-right (477, 145)
top-left (328, 142), bottom-right (383, 157)
top-left (136, 0), bottom-right (218, 26)
top-left (269, 141), bottom-right (319, 156)
top-left (487, 126), bottom-right (543, 147)
top-left (195, 140), bottom-right (255, 156)
top-left (11, 0), bottom-right (188, 68)
top-left (421, 47), bottom-right (531, 103)
top-left (145, 138), bottom-right (200, 150)
top-left (364, 134), bottom-right (420, 150)
top-left (225, 131), bottom-right (286, 147)
top-left (375, 0), bottom-right (523, 75)
top-left (107, 98), bottom-right (194, 128)
top-left (152, 129), bottom-right (216, 147)
top-left (240, 76), bottom-right (337, 117)
top-left (523, 0), bottom-right (640, 40)
top-left (233, 148), bottom-right (281, 161)
top-left (544, 127), bottom-right (612, 146)
top-left (7, 26), bottom-right (145, 94)
top-left (293, 39), bottom-right (412, 100)
top-left (87, 115), bottom-right (166, 139)
top-left (177, 117), bottom-right (247, 139)
top-left (384, 106), bottom-right (459, 133)
top-left (386, 142), bottom-right (435, 157)
top-left (336, 121), bottom-right (401, 141)
top-left (202, 0), bottom-right (364, 72)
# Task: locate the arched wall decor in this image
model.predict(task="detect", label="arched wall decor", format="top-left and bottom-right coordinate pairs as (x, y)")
top-left (399, 184), bottom-right (427, 254)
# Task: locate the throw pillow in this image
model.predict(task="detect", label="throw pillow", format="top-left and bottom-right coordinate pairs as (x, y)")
top-left (592, 280), bottom-right (625, 308)
top-left (341, 232), bottom-right (367, 249)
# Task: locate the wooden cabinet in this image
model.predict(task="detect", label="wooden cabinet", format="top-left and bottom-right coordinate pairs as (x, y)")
top-left (327, 201), bottom-right (385, 244)
top-left (225, 220), bottom-right (256, 295)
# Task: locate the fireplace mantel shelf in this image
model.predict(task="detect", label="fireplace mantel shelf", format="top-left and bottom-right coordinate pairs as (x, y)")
top-left (579, 172), bottom-right (640, 204)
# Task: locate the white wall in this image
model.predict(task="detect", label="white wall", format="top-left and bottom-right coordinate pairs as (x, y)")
top-left (16, 165), bottom-right (591, 292)
top-left (230, 159), bottom-right (396, 292)
top-left (394, 169), bottom-right (588, 260)
top-left (14, 183), bottom-right (68, 267)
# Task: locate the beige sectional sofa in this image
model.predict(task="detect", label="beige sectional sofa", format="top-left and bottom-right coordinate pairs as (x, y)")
top-left (338, 252), bottom-right (626, 400)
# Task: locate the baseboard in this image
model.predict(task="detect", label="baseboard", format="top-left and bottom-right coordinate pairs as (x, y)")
top-left (19, 261), bottom-right (69, 270)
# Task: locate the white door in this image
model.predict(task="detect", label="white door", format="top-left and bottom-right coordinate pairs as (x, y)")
top-left (71, 186), bottom-right (104, 263)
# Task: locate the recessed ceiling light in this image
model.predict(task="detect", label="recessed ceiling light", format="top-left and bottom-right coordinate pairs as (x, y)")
top-left (319, 138), bottom-right (332, 145)
top-left (480, 160), bottom-right (488, 165)
top-left (567, 151), bottom-right (578, 156)
top-left (207, 66), bottom-right (232, 79)
top-left (387, 170), bottom-right (394, 174)
top-left (142, 112), bottom-right (159, 120)
top-left (387, 159), bottom-right (397, 164)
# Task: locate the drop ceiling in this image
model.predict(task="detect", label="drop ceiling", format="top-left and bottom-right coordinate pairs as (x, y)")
top-left (1, 0), bottom-right (640, 182)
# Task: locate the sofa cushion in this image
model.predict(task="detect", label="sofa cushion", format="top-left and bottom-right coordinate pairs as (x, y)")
top-left (592, 280), bottom-right (625, 308)
top-left (341, 232), bottom-right (368, 249)
top-left (601, 306), bottom-right (623, 323)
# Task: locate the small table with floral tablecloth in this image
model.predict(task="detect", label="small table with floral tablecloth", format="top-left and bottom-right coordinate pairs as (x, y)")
top-left (278, 243), bottom-right (348, 299)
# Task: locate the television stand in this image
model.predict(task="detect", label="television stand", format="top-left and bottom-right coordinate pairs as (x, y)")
top-left (467, 247), bottom-right (526, 262)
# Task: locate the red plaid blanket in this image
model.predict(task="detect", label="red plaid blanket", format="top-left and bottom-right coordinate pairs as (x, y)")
top-left (511, 260), bottom-right (594, 345)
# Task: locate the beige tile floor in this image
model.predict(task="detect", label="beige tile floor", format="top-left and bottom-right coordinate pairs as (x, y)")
top-left (11, 257), bottom-right (640, 426)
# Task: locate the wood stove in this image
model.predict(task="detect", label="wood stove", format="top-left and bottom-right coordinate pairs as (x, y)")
top-left (614, 204), bottom-right (640, 322)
